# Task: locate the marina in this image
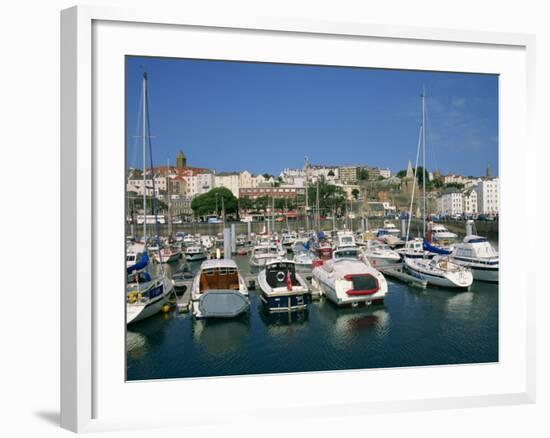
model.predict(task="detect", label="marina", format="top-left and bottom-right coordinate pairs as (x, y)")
top-left (125, 60), bottom-right (500, 381)
top-left (127, 239), bottom-right (498, 381)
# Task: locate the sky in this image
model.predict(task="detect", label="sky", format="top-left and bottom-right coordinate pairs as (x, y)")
top-left (126, 56), bottom-right (498, 177)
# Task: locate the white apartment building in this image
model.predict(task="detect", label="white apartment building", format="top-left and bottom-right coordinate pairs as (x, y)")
top-left (194, 171), bottom-right (214, 195)
top-left (438, 189), bottom-right (463, 216)
top-left (379, 168), bottom-right (391, 178)
top-left (473, 177), bottom-right (499, 214)
top-left (214, 172), bottom-right (240, 197)
top-left (462, 189), bottom-right (478, 215)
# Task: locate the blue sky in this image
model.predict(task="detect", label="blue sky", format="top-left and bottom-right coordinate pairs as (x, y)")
top-left (126, 56), bottom-right (498, 177)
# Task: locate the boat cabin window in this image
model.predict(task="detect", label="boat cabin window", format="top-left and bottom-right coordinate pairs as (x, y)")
top-left (265, 263), bottom-right (299, 288)
top-left (199, 267), bottom-right (239, 292)
top-left (334, 249), bottom-right (359, 259)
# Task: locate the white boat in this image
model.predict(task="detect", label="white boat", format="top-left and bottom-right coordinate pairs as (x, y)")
top-left (200, 235), bottom-right (214, 250)
top-left (249, 243), bottom-right (283, 268)
top-left (431, 223), bottom-right (458, 242)
top-left (126, 272), bottom-right (174, 324)
top-left (376, 220), bottom-right (401, 237)
top-left (281, 230), bottom-right (298, 248)
top-left (396, 238), bottom-right (433, 259)
top-left (183, 234), bottom-right (200, 246)
top-left (126, 242), bottom-right (145, 268)
top-left (258, 260), bottom-right (310, 312)
top-left (155, 245), bottom-right (181, 263)
top-left (404, 256), bottom-right (473, 289)
top-left (191, 259), bottom-right (250, 318)
top-left (185, 245), bottom-right (208, 261)
top-left (293, 250), bottom-right (315, 270)
top-left (362, 239), bottom-right (401, 268)
top-left (451, 234), bottom-right (499, 282)
top-left (312, 253), bottom-right (388, 307)
top-left (335, 230), bottom-right (356, 249)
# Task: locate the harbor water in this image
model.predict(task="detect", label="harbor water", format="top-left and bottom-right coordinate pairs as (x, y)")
top-left (126, 253), bottom-right (498, 381)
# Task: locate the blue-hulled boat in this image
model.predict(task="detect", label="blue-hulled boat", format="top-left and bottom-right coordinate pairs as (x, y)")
top-left (258, 260), bottom-right (310, 313)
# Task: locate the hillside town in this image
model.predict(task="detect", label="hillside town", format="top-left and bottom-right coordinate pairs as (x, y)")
top-left (126, 149), bottom-right (499, 224)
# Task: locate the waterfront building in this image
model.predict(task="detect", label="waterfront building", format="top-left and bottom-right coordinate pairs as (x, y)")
top-left (462, 189), bottom-right (478, 215)
top-left (439, 188), bottom-right (463, 216)
top-left (473, 177), bottom-right (499, 215)
top-left (170, 194), bottom-right (193, 219)
top-left (239, 186), bottom-right (305, 200)
top-left (214, 172), bottom-right (240, 197)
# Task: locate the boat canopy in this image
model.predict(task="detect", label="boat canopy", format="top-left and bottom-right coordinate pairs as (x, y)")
top-left (423, 239), bottom-right (451, 255)
top-left (127, 252), bottom-right (149, 274)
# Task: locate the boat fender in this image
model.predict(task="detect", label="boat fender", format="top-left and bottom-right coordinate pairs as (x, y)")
top-left (128, 292), bottom-right (141, 304)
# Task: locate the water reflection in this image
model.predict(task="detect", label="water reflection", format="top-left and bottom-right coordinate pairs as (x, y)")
top-left (126, 314), bottom-right (168, 360)
top-left (192, 317), bottom-right (250, 356)
top-left (445, 291), bottom-right (475, 315)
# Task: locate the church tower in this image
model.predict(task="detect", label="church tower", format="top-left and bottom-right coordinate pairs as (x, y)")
top-left (402, 160), bottom-right (415, 195)
top-left (176, 150), bottom-right (187, 169)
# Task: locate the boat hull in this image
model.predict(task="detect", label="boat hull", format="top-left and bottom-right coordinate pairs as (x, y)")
top-left (404, 261), bottom-right (472, 289)
top-left (260, 292), bottom-right (310, 312)
top-left (127, 280), bottom-right (172, 324)
top-left (186, 252), bottom-right (207, 261)
top-left (365, 255), bottom-right (401, 269)
top-left (451, 259), bottom-right (499, 282)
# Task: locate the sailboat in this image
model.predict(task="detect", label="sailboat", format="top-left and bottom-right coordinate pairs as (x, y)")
top-left (401, 91), bottom-right (473, 289)
top-left (126, 72), bottom-right (174, 324)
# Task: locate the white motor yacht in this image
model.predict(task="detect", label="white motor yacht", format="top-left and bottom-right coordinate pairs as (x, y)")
top-left (185, 245), bottom-right (208, 262)
top-left (430, 222), bottom-right (458, 242)
top-left (258, 259), bottom-right (310, 312)
top-left (249, 243), bottom-right (283, 268)
top-left (451, 235), bottom-right (499, 282)
top-left (362, 239), bottom-right (401, 268)
top-left (312, 250), bottom-right (387, 307)
top-left (191, 259), bottom-right (250, 318)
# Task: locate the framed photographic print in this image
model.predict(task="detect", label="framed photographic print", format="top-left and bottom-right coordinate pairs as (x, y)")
top-left (61, 5), bottom-right (536, 433)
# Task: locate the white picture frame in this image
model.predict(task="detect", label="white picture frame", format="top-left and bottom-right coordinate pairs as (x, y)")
top-left (60, 5), bottom-right (536, 433)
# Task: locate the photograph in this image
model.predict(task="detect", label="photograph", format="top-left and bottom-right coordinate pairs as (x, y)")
top-left (124, 56), bottom-right (499, 381)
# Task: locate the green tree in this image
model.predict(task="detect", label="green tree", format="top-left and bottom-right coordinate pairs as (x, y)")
top-left (444, 182), bottom-right (465, 190)
top-left (191, 187), bottom-right (237, 218)
top-left (351, 188), bottom-right (360, 200)
top-left (307, 176), bottom-right (346, 216)
top-left (238, 197), bottom-right (254, 212)
top-left (396, 169), bottom-right (407, 178)
top-left (254, 196), bottom-right (269, 213)
top-left (357, 168), bottom-right (369, 181)
top-left (127, 192), bottom-right (168, 214)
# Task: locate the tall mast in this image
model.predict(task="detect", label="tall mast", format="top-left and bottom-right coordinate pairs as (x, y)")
top-left (304, 157), bottom-right (309, 231)
top-left (167, 158), bottom-right (172, 237)
top-left (422, 89), bottom-right (426, 237)
top-left (142, 73), bottom-right (147, 243)
top-left (316, 179), bottom-right (320, 231)
top-left (271, 195), bottom-right (275, 236)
